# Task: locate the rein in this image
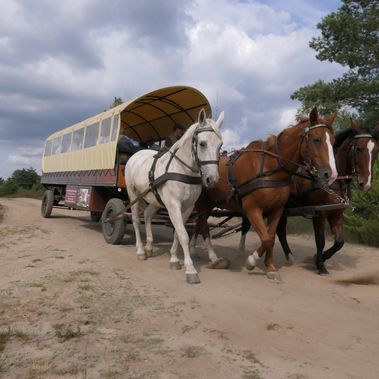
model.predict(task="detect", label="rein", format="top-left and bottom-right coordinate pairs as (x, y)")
top-left (294, 132), bottom-right (374, 206)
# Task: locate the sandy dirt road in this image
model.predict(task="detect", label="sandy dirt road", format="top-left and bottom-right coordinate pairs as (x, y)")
top-left (0, 197), bottom-right (379, 379)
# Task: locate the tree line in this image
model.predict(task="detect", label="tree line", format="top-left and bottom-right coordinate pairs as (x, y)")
top-left (0, 168), bottom-right (43, 198)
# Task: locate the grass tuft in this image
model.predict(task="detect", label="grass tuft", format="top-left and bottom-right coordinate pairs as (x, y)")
top-left (53, 324), bottom-right (81, 342)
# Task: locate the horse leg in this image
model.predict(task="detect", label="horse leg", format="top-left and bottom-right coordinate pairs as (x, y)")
top-left (263, 208), bottom-right (284, 280)
top-left (312, 215), bottom-right (328, 275)
top-left (276, 213), bottom-right (295, 264)
top-left (169, 232), bottom-right (182, 270)
top-left (128, 189), bottom-right (146, 260)
top-left (144, 204), bottom-right (159, 257)
top-left (244, 208), bottom-right (276, 275)
top-left (189, 232), bottom-right (198, 255)
top-left (238, 216), bottom-right (251, 251)
top-left (167, 204), bottom-right (200, 284)
top-left (323, 213), bottom-right (344, 262)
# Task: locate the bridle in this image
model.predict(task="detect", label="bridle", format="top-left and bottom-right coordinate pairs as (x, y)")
top-left (300, 123), bottom-right (332, 177)
top-left (348, 133), bottom-right (374, 177)
top-left (191, 124), bottom-right (222, 176)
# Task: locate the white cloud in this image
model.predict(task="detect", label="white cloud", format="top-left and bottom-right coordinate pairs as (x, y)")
top-left (7, 154), bottom-right (31, 165)
top-left (0, 0), bottom-right (345, 178)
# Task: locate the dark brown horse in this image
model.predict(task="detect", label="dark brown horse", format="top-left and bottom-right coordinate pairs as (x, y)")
top-left (276, 120), bottom-right (379, 274)
top-left (190, 107), bottom-right (337, 280)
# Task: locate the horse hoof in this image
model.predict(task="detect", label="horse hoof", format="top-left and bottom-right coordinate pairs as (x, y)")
top-left (207, 257), bottom-right (230, 269)
top-left (137, 254), bottom-right (147, 261)
top-left (314, 255), bottom-right (329, 275)
top-left (286, 254), bottom-right (295, 265)
top-left (317, 266), bottom-right (329, 275)
top-left (170, 261), bottom-right (182, 270)
top-left (145, 249), bottom-right (153, 258)
top-left (186, 273), bottom-right (200, 284)
top-left (266, 271), bottom-right (281, 282)
top-left (246, 259), bottom-right (255, 271)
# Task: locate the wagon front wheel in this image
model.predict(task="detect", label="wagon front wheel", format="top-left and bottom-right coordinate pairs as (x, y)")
top-left (41, 190), bottom-right (54, 218)
top-left (102, 198), bottom-right (126, 244)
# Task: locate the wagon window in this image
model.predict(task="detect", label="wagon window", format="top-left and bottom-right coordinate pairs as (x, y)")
top-left (111, 114), bottom-right (119, 141)
top-left (44, 140), bottom-right (52, 156)
top-left (72, 128), bottom-right (84, 151)
top-left (84, 122), bottom-right (99, 148)
top-left (61, 133), bottom-right (72, 153)
top-left (98, 117), bottom-right (111, 144)
top-left (51, 137), bottom-right (62, 155)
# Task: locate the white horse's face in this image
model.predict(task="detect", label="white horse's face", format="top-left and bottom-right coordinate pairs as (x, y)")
top-left (194, 110), bottom-right (224, 188)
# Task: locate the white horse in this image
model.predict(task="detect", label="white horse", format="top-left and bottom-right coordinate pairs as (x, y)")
top-left (125, 109), bottom-right (224, 284)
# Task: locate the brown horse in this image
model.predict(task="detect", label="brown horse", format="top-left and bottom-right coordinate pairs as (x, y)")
top-left (276, 120), bottom-right (379, 274)
top-left (190, 107), bottom-right (337, 280)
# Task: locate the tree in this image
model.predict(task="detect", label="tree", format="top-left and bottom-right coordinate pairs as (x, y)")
top-left (0, 177), bottom-right (4, 185)
top-left (10, 168), bottom-right (40, 190)
top-left (109, 97), bottom-right (123, 109)
top-left (344, 165), bottom-right (379, 246)
top-left (291, 0), bottom-right (379, 126)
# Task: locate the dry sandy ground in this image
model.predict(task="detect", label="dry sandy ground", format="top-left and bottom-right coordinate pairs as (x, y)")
top-left (0, 198), bottom-right (379, 379)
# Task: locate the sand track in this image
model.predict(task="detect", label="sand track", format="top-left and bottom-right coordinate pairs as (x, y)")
top-left (0, 198), bottom-right (378, 379)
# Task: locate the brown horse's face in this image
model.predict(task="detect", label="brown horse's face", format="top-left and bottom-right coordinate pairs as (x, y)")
top-left (300, 109), bottom-right (338, 185)
top-left (353, 136), bottom-right (379, 191)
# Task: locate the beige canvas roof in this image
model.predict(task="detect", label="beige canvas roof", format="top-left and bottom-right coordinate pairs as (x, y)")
top-left (46, 85), bottom-right (212, 144)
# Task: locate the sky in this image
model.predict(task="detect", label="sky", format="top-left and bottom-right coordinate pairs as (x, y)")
top-left (0, 0), bottom-right (345, 179)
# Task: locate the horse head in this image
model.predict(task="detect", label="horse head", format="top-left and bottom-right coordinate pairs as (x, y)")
top-left (350, 119), bottom-right (379, 191)
top-left (193, 108), bottom-right (224, 188)
top-left (299, 107), bottom-right (338, 186)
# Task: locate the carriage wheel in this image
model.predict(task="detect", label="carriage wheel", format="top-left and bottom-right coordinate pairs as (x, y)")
top-left (90, 211), bottom-right (102, 222)
top-left (41, 190), bottom-right (54, 218)
top-left (102, 198), bottom-right (125, 244)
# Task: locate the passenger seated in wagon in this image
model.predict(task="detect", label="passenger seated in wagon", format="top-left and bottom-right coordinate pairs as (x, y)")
top-left (117, 135), bottom-right (140, 164)
top-left (163, 123), bottom-right (184, 149)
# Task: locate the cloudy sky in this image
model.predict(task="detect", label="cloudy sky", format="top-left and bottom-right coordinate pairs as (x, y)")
top-left (0, 0), bottom-right (345, 179)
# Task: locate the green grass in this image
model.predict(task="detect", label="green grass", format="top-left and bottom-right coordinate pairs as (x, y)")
top-left (53, 324), bottom-right (81, 342)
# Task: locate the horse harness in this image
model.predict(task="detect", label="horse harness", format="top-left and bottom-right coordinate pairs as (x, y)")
top-left (226, 123), bottom-right (329, 202)
top-left (291, 132), bottom-right (374, 204)
top-left (348, 133), bottom-right (374, 177)
top-left (148, 125), bottom-right (220, 206)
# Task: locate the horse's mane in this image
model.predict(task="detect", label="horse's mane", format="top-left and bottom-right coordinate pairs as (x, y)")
top-left (333, 128), bottom-right (356, 152)
top-left (245, 134), bottom-right (276, 150)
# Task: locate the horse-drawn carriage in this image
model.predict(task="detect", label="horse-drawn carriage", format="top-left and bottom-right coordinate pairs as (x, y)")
top-left (41, 85), bottom-right (378, 282)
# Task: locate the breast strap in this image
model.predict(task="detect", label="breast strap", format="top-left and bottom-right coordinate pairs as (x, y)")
top-left (148, 149), bottom-right (201, 206)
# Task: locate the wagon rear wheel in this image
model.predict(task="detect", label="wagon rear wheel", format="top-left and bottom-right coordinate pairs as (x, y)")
top-left (41, 190), bottom-right (54, 218)
top-left (102, 198), bottom-right (125, 244)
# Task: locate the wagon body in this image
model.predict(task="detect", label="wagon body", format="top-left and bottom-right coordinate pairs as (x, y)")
top-left (40, 86), bottom-right (212, 240)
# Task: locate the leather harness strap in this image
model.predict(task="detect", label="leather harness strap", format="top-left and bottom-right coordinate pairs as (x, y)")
top-left (148, 125), bottom-right (219, 207)
top-left (226, 123), bottom-right (329, 202)
top-left (238, 178), bottom-right (292, 198)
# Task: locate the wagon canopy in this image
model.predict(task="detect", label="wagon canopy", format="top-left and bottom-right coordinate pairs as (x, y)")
top-left (42, 86), bottom-right (212, 173)
top-left (118, 85), bottom-right (212, 144)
